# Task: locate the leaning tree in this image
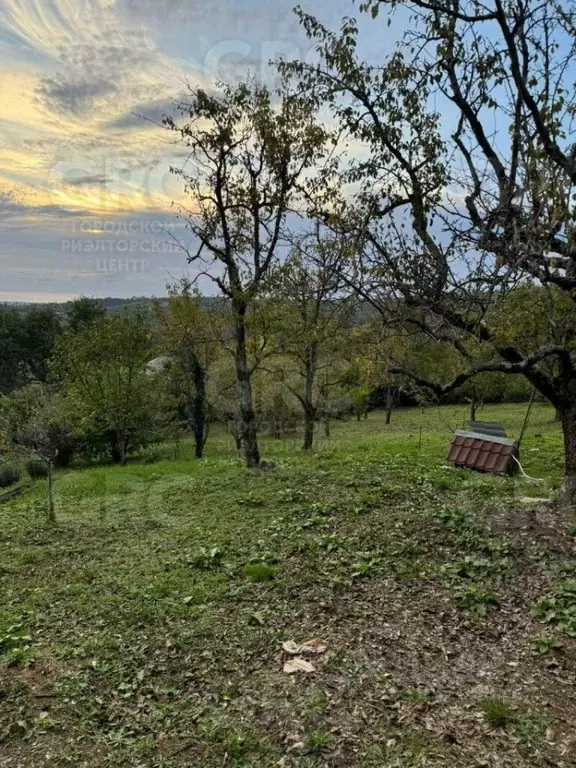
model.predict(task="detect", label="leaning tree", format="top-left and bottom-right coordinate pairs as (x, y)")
top-left (282, 1), bottom-right (576, 503)
top-left (165, 81), bottom-right (332, 467)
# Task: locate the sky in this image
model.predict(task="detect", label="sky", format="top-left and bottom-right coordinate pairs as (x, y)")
top-left (0, 0), bottom-right (379, 303)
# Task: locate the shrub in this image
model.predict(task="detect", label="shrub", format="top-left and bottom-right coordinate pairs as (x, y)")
top-left (0, 463), bottom-right (21, 489)
top-left (243, 563), bottom-right (276, 582)
top-left (25, 458), bottom-right (49, 480)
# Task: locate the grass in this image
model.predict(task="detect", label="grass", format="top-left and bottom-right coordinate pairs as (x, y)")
top-left (0, 403), bottom-right (574, 767)
top-left (481, 697), bottom-right (516, 728)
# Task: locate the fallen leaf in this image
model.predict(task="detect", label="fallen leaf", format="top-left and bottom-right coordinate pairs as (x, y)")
top-left (283, 658), bottom-right (315, 674)
top-left (301, 637), bottom-right (327, 654)
top-left (281, 638), bottom-right (328, 655)
top-left (282, 640), bottom-right (302, 655)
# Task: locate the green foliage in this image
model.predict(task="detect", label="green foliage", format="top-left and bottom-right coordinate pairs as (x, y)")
top-left (0, 624), bottom-right (34, 667)
top-left (532, 580), bottom-right (576, 636)
top-left (454, 585), bottom-right (500, 615)
top-left (1, 383), bottom-right (76, 463)
top-left (190, 547), bottom-right (225, 571)
top-left (441, 556), bottom-right (494, 581)
top-left (281, 0), bottom-right (576, 463)
top-left (25, 458), bottom-right (49, 480)
top-left (0, 306), bottom-right (61, 394)
top-left (0, 462), bottom-right (21, 489)
top-left (480, 698), bottom-right (549, 745)
top-left (491, 286), bottom-right (576, 355)
top-left (306, 688), bottom-right (329, 712)
top-left (153, 283), bottom-right (221, 458)
top-left (66, 296), bottom-right (106, 332)
top-left (243, 563), bottom-right (276, 582)
top-left (306, 730), bottom-right (332, 753)
top-left (513, 711), bottom-right (551, 746)
top-left (481, 698), bottom-right (515, 728)
top-left (51, 311), bottom-right (158, 463)
top-left (404, 689), bottom-right (433, 703)
top-left (0, 383), bottom-right (72, 520)
top-left (351, 554), bottom-right (380, 578)
top-left (531, 635), bottom-right (564, 655)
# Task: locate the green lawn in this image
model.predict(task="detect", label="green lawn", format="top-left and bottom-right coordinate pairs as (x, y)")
top-left (1, 404), bottom-right (575, 767)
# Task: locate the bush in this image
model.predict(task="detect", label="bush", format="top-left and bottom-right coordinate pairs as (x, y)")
top-left (25, 458), bottom-right (49, 480)
top-left (0, 463), bottom-right (21, 489)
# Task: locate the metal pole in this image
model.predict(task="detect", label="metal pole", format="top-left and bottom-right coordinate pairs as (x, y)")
top-left (518, 387), bottom-right (537, 449)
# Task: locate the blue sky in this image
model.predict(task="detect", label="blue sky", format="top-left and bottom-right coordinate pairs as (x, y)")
top-left (0, 0), bottom-right (401, 302)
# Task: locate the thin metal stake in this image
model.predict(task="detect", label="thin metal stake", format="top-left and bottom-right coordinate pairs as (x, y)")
top-left (518, 387), bottom-right (537, 449)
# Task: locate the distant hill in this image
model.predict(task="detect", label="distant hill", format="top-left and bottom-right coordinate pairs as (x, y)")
top-left (1, 296), bottom-right (226, 316)
top-left (1, 295), bottom-right (375, 326)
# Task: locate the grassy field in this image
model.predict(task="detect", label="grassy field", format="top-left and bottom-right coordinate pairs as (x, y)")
top-left (1, 403), bottom-right (575, 767)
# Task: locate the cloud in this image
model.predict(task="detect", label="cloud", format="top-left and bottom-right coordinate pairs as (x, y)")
top-left (0, 189), bottom-right (84, 220)
top-left (0, 0), bottom-right (343, 299)
top-left (64, 174), bottom-right (110, 187)
top-left (38, 75), bottom-right (119, 116)
top-left (35, 30), bottom-right (159, 115)
top-left (106, 96), bottom-right (183, 131)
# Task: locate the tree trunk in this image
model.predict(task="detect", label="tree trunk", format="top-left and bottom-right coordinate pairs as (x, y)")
top-left (47, 461), bottom-right (55, 524)
top-left (303, 405), bottom-right (316, 451)
top-left (302, 343), bottom-right (318, 451)
top-left (385, 387), bottom-right (395, 425)
top-left (119, 437), bottom-right (128, 466)
top-left (110, 432), bottom-right (122, 464)
top-left (271, 415), bottom-right (282, 439)
top-left (230, 420), bottom-right (242, 456)
top-left (324, 417), bottom-right (331, 438)
top-left (191, 359), bottom-right (207, 459)
top-left (54, 447), bottom-right (73, 468)
top-left (560, 408), bottom-right (576, 506)
top-left (233, 300), bottom-right (260, 468)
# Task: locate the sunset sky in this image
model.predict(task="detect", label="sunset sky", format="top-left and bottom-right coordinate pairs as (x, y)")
top-left (0, 0), bottom-right (374, 302)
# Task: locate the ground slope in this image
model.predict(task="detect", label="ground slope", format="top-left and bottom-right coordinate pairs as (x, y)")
top-left (1, 406), bottom-right (575, 767)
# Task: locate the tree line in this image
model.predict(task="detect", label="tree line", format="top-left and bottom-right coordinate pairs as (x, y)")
top-left (2, 0), bottom-right (576, 507)
top-left (161, 0), bottom-right (576, 503)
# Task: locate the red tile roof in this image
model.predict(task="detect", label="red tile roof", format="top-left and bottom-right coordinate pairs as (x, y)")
top-left (448, 431), bottom-right (518, 475)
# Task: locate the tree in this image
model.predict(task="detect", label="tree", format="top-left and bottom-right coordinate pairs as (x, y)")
top-left (51, 312), bottom-right (157, 464)
top-left (283, 2), bottom-right (576, 504)
top-left (0, 308), bottom-right (26, 394)
top-left (0, 306), bottom-right (61, 393)
top-left (269, 232), bottom-right (356, 450)
top-left (342, 319), bottom-right (405, 424)
top-left (66, 296), bottom-right (105, 332)
top-left (21, 307), bottom-right (62, 383)
top-left (153, 284), bottom-right (220, 459)
top-left (165, 81), bottom-right (332, 467)
top-left (0, 384), bottom-right (75, 523)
